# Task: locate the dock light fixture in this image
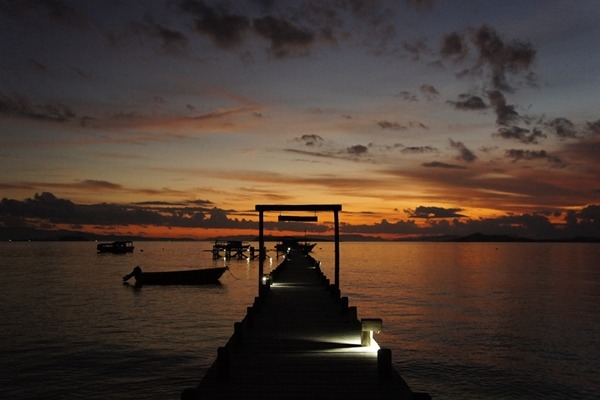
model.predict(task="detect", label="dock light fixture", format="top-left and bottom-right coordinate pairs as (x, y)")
top-left (261, 274), bottom-right (272, 285)
top-left (278, 215), bottom-right (318, 222)
top-left (361, 318), bottom-right (383, 347)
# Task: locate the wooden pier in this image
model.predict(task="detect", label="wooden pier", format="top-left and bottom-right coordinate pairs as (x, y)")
top-left (182, 205), bottom-right (429, 399)
top-left (182, 255), bottom-right (430, 399)
top-left (206, 240), bottom-right (254, 260)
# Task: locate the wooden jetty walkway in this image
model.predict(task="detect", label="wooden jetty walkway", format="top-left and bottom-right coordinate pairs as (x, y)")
top-left (182, 205), bottom-right (430, 399)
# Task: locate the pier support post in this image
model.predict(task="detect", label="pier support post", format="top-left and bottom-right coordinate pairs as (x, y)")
top-left (348, 306), bottom-right (357, 322)
top-left (234, 322), bottom-right (244, 346)
top-left (377, 348), bottom-right (393, 380)
top-left (252, 297), bottom-right (262, 315)
top-left (340, 296), bottom-right (349, 313)
top-left (258, 210), bottom-right (264, 293)
top-left (334, 209), bottom-right (340, 289)
top-left (180, 387), bottom-right (198, 400)
top-left (245, 306), bottom-right (254, 328)
top-left (329, 284), bottom-right (340, 299)
top-left (412, 393), bottom-right (432, 400)
top-left (216, 347), bottom-right (230, 380)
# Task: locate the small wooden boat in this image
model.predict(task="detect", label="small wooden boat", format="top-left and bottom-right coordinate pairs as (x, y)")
top-left (97, 240), bottom-right (134, 254)
top-left (122, 266), bottom-right (227, 286)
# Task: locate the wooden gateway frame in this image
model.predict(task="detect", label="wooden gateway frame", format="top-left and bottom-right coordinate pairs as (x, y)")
top-left (255, 204), bottom-right (342, 291)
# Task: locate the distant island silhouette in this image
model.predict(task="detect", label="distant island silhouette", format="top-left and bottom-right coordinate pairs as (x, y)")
top-left (1, 226), bottom-right (598, 243)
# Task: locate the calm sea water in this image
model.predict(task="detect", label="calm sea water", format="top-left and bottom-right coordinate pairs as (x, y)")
top-left (1, 241), bottom-right (598, 399)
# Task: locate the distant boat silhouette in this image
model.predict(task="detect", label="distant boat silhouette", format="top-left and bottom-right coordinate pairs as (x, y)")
top-left (122, 266), bottom-right (227, 286)
top-left (275, 237), bottom-right (317, 255)
top-left (97, 240), bottom-right (134, 254)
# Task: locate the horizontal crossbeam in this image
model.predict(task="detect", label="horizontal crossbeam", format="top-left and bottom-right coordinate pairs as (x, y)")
top-left (256, 204), bottom-right (342, 212)
top-left (278, 215), bottom-right (318, 222)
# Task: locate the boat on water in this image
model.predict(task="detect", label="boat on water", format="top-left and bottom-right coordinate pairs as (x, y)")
top-left (122, 266), bottom-right (227, 286)
top-left (97, 240), bottom-right (134, 254)
top-left (275, 237), bottom-right (317, 255)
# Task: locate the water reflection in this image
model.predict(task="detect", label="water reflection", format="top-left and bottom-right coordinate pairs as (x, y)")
top-left (335, 242), bottom-right (600, 399)
top-left (1, 241), bottom-right (598, 399)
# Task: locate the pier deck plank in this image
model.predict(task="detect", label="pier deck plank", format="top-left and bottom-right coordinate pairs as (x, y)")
top-left (186, 252), bottom-right (419, 400)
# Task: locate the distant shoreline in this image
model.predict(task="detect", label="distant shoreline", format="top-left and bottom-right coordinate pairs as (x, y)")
top-left (1, 230), bottom-right (598, 243)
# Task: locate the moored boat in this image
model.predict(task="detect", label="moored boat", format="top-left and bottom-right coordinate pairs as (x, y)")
top-left (275, 237), bottom-right (317, 255)
top-left (122, 266), bottom-right (227, 286)
top-left (97, 240), bottom-right (134, 254)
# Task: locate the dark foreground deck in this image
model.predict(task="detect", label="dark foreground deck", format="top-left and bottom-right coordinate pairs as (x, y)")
top-left (182, 251), bottom-right (429, 400)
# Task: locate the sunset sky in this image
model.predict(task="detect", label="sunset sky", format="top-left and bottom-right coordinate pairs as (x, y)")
top-left (1, 0), bottom-right (599, 240)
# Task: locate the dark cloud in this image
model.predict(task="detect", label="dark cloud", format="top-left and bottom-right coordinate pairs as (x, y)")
top-left (505, 149), bottom-right (564, 167)
top-left (449, 139), bottom-right (477, 162)
top-left (494, 126), bottom-right (546, 144)
top-left (546, 117), bottom-right (577, 139)
top-left (562, 206), bottom-right (600, 239)
top-left (411, 121), bottom-right (429, 129)
top-left (379, 143), bottom-right (404, 151)
top-left (339, 218), bottom-right (421, 235)
top-left (396, 91), bottom-right (418, 102)
top-left (574, 204), bottom-right (600, 230)
top-left (443, 212), bottom-right (557, 239)
top-left (378, 120), bottom-right (406, 131)
top-left (295, 134), bottom-right (324, 147)
top-left (0, 0), bottom-right (89, 28)
top-left (419, 84), bottom-right (439, 100)
top-left (78, 180), bottom-right (122, 190)
top-left (376, 120), bottom-right (427, 131)
top-left (178, 1), bottom-right (318, 57)
top-left (189, 107), bottom-right (253, 121)
top-left (187, 199), bottom-right (214, 207)
top-left (178, 0), bottom-right (250, 48)
top-left (586, 119), bottom-right (600, 135)
top-left (0, 192), bottom-right (252, 231)
top-left (284, 148), bottom-right (334, 159)
top-left (422, 161), bottom-right (467, 169)
top-left (347, 144), bottom-right (368, 155)
top-left (402, 38), bottom-right (429, 61)
top-left (0, 92), bottom-right (76, 122)
top-left (28, 59), bottom-right (49, 73)
top-left (448, 93), bottom-right (487, 110)
top-left (487, 90), bottom-right (519, 126)
top-left (405, 0), bottom-right (437, 9)
top-left (404, 206), bottom-right (466, 219)
top-left (140, 15), bottom-right (189, 54)
top-left (471, 25), bottom-right (536, 91)
top-left (401, 146), bottom-right (437, 154)
top-left (285, 145), bottom-right (373, 162)
top-left (38, 0), bottom-right (88, 27)
top-left (440, 31), bottom-right (467, 59)
top-left (2, 193), bottom-right (599, 241)
top-left (439, 26), bottom-right (536, 91)
top-left (252, 15), bottom-right (315, 58)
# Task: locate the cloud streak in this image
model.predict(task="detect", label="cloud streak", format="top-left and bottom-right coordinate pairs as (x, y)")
top-left (0, 93), bottom-right (76, 122)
